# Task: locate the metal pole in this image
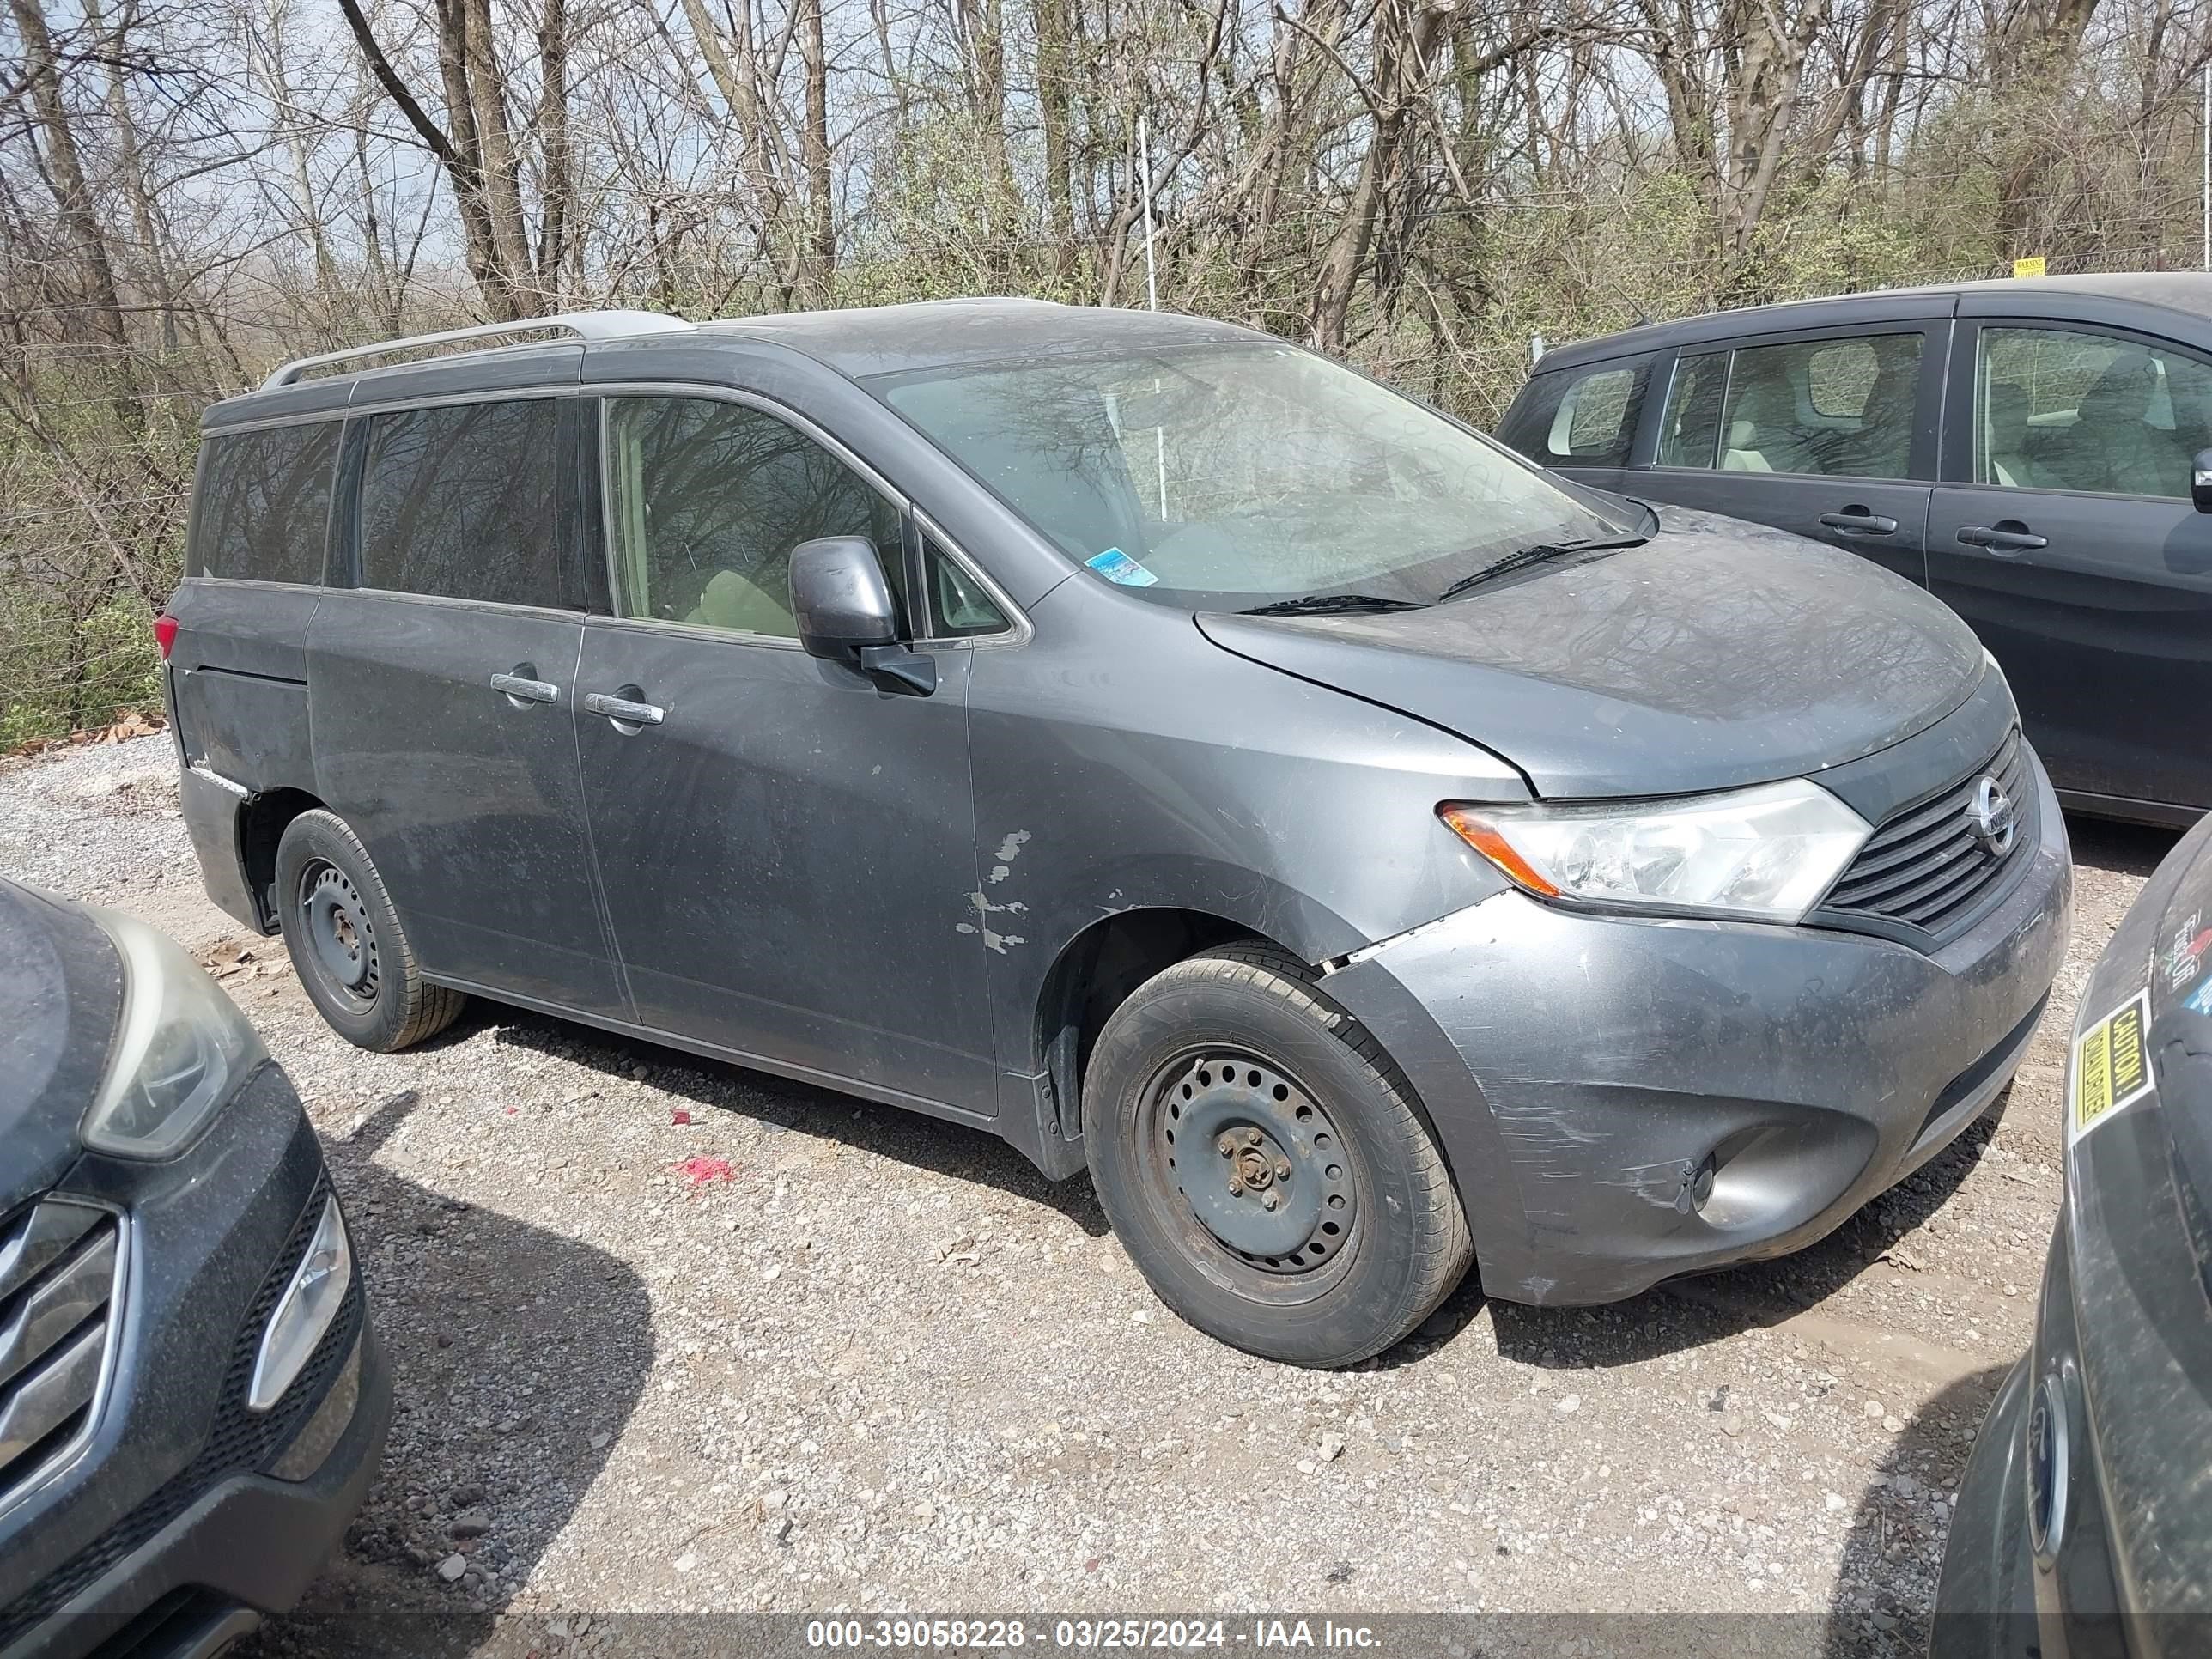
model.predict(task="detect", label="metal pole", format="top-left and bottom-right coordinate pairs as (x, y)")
top-left (1138, 113), bottom-right (1160, 312)
top-left (2201, 62), bottom-right (2208, 270)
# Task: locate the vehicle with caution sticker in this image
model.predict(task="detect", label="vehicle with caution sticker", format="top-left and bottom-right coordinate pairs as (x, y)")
top-left (166, 301), bottom-right (2070, 1368)
top-left (1936, 810), bottom-right (2212, 1654)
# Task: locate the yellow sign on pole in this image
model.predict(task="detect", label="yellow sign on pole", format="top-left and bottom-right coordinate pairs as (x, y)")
top-left (2014, 256), bottom-right (2048, 278)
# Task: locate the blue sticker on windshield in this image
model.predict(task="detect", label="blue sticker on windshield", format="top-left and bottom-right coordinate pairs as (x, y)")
top-left (1085, 547), bottom-right (1159, 588)
top-left (2188, 977), bottom-right (2212, 1017)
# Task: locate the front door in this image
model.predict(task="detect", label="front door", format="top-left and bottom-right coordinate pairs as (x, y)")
top-left (1632, 325), bottom-right (1941, 588)
top-left (573, 392), bottom-right (1000, 1113)
top-left (307, 394), bottom-right (627, 1016)
top-left (1927, 321), bottom-right (2212, 816)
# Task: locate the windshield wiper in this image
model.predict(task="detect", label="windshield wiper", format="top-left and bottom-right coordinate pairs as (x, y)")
top-left (1436, 534), bottom-right (1649, 603)
top-left (1239, 592), bottom-right (1428, 617)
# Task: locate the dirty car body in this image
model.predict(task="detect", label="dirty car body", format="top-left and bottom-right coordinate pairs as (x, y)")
top-left (0, 878), bottom-right (384, 1658)
top-left (164, 301), bottom-right (2067, 1361)
top-left (1935, 809), bottom-right (2212, 1657)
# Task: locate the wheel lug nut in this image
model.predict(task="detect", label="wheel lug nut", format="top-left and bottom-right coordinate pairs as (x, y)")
top-left (1273, 1158), bottom-right (1291, 1180)
top-left (1262, 1192), bottom-right (1280, 1211)
top-left (1229, 1178), bottom-right (1244, 1196)
top-left (1217, 1135), bottom-right (1236, 1157)
top-left (1243, 1128), bottom-right (1263, 1147)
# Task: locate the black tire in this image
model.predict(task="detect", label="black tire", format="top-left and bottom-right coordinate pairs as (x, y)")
top-left (1085, 943), bottom-right (1473, 1367)
top-left (273, 809), bottom-right (466, 1052)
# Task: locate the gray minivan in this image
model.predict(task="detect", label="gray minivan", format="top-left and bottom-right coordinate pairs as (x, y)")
top-left (163, 301), bottom-right (2071, 1367)
top-left (1497, 272), bottom-right (2212, 825)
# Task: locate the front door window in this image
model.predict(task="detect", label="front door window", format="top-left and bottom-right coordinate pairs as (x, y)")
top-left (1974, 326), bottom-right (2212, 498)
top-left (604, 397), bottom-right (908, 636)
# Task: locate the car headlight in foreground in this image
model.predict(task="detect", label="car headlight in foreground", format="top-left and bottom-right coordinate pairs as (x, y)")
top-left (79, 904), bottom-right (265, 1158)
top-left (1440, 777), bottom-right (1872, 923)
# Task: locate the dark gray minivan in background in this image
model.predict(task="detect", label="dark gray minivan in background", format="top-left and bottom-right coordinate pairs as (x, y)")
top-left (1498, 272), bottom-right (2212, 825)
top-left (164, 301), bottom-right (2070, 1367)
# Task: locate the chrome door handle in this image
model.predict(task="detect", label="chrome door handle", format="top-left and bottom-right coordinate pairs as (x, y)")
top-left (490, 672), bottom-right (559, 705)
top-left (583, 690), bottom-right (665, 727)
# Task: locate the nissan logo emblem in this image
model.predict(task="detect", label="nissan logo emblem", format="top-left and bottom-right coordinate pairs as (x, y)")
top-left (1970, 775), bottom-right (2017, 855)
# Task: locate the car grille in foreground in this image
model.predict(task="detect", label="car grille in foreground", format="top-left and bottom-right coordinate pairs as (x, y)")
top-left (1815, 728), bottom-right (2035, 949)
top-left (0, 1196), bottom-right (120, 1507)
top-left (0, 1176), bottom-right (362, 1651)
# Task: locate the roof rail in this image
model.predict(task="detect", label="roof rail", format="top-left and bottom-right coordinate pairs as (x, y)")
top-left (259, 309), bottom-right (695, 391)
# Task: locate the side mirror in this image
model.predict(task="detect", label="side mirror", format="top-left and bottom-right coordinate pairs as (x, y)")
top-left (2193, 449), bottom-right (2212, 515)
top-left (788, 536), bottom-right (936, 696)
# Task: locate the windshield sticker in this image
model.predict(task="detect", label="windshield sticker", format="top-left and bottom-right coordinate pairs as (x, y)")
top-left (1085, 547), bottom-right (1159, 588)
top-left (2188, 978), bottom-right (2212, 1018)
top-left (2164, 910), bottom-right (2211, 990)
top-left (2070, 988), bottom-right (2154, 1143)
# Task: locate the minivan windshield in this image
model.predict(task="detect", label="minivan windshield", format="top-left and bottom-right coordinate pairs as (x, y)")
top-left (872, 343), bottom-right (1639, 609)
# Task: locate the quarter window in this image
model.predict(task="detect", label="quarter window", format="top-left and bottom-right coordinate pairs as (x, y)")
top-left (921, 536), bottom-right (1009, 637)
top-left (1715, 333), bottom-right (1921, 479)
top-left (356, 399), bottom-right (560, 605)
top-left (1975, 326), bottom-right (2212, 498)
top-left (1498, 362), bottom-right (1646, 467)
top-left (604, 398), bottom-right (906, 639)
top-left (192, 422), bottom-right (341, 584)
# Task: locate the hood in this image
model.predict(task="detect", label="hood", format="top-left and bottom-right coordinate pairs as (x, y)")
top-left (1196, 504), bottom-right (1984, 799)
top-left (0, 882), bottom-right (121, 1208)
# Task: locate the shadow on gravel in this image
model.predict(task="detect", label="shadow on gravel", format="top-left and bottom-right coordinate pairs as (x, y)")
top-left (2067, 812), bottom-right (2182, 881)
top-left (238, 1086), bottom-right (654, 1659)
top-left (477, 1005), bottom-right (1112, 1237)
top-left (1820, 1364), bottom-right (2012, 1657)
top-left (1408, 1091), bottom-right (2008, 1372)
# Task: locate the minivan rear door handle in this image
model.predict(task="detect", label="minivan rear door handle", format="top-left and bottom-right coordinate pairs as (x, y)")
top-left (490, 672), bottom-right (559, 706)
top-left (1818, 509), bottom-right (1899, 537)
top-left (583, 690), bottom-right (665, 729)
top-left (1956, 522), bottom-right (2048, 556)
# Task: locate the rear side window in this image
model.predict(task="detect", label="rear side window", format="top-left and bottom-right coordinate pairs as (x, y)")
top-left (1657, 352), bottom-right (1729, 467)
top-left (604, 396), bottom-right (906, 639)
top-left (1715, 332), bottom-right (1922, 479)
top-left (192, 422), bottom-right (340, 583)
top-left (356, 399), bottom-right (559, 605)
top-left (1498, 362), bottom-right (1647, 467)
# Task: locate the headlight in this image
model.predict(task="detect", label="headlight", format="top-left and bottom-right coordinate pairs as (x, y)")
top-left (82, 906), bottom-right (264, 1158)
top-left (1439, 777), bottom-right (1872, 923)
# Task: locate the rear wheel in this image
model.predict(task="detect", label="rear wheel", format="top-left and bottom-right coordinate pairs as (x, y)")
top-left (1085, 943), bottom-right (1472, 1367)
top-left (273, 810), bottom-right (465, 1051)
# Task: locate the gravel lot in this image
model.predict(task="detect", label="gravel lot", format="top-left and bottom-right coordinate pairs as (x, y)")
top-left (0, 733), bottom-right (2180, 1656)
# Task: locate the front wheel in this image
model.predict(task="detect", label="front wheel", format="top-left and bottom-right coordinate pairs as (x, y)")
top-left (1085, 944), bottom-right (1473, 1367)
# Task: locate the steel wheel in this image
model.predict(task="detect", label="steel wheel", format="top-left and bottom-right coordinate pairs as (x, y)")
top-left (1138, 1046), bottom-right (1362, 1297)
top-left (295, 858), bottom-right (380, 1014)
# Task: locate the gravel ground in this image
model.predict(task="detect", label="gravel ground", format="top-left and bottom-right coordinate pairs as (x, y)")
top-left (0, 734), bottom-right (2181, 1656)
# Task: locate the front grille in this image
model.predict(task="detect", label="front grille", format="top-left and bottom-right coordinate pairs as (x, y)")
top-left (0, 1197), bottom-right (121, 1506)
top-left (1816, 728), bottom-right (2034, 947)
top-left (0, 1176), bottom-right (361, 1650)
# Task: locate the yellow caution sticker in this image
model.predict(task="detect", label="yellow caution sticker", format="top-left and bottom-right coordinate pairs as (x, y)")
top-left (2070, 988), bottom-right (2154, 1142)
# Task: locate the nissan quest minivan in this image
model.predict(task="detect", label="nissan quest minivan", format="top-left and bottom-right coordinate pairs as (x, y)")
top-left (162, 301), bottom-right (2072, 1368)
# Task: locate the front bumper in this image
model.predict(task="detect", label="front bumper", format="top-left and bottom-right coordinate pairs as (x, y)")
top-left (0, 1073), bottom-right (388, 1659)
top-left (1326, 748), bottom-right (2072, 1304)
top-left (1931, 1358), bottom-right (2039, 1657)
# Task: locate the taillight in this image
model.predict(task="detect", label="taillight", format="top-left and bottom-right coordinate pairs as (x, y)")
top-left (154, 613), bottom-right (178, 660)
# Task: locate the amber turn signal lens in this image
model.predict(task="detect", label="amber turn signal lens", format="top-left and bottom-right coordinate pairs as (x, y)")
top-left (1437, 804), bottom-right (1559, 897)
